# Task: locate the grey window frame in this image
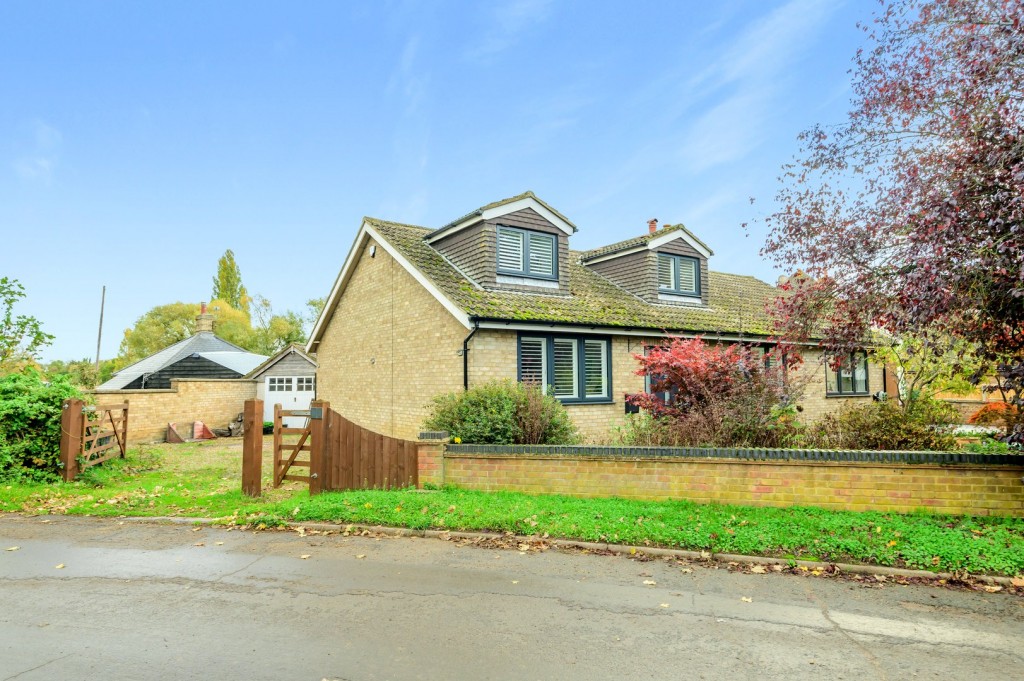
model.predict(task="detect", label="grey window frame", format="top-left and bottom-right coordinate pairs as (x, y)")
top-left (516, 333), bottom-right (612, 404)
top-left (497, 226), bottom-right (558, 281)
top-left (657, 253), bottom-right (701, 297)
top-left (825, 351), bottom-right (870, 396)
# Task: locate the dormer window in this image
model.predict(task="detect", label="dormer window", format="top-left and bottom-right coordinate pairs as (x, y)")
top-left (658, 254), bottom-right (700, 296)
top-left (497, 226), bottom-right (557, 280)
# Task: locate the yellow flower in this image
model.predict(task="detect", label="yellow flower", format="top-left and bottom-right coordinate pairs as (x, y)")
top-left (453, 436), bottom-right (462, 444)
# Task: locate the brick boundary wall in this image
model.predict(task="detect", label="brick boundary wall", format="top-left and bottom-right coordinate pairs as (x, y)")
top-left (91, 378), bottom-right (257, 443)
top-left (416, 444), bottom-right (1024, 517)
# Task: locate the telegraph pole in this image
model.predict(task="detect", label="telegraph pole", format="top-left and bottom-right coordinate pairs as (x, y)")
top-left (95, 285), bottom-right (106, 373)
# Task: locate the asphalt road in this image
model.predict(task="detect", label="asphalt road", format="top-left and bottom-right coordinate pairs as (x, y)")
top-left (1, 515), bottom-right (1021, 681)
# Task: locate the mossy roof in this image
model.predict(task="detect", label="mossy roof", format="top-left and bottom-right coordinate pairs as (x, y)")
top-left (581, 223), bottom-right (714, 260)
top-left (368, 217), bottom-right (780, 337)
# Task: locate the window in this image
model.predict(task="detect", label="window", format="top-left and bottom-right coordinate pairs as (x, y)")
top-left (643, 345), bottom-right (675, 405)
top-left (268, 377), bottom-right (293, 392)
top-left (518, 334), bottom-right (610, 402)
top-left (657, 254), bottom-right (700, 296)
top-left (825, 351), bottom-right (869, 396)
top-left (497, 226), bottom-right (557, 280)
top-left (296, 377), bottom-right (315, 392)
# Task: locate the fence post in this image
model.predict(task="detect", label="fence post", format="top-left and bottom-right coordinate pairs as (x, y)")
top-left (59, 399), bottom-right (84, 482)
top-left (120, 401), bottom-right (129, 457)
top-left (309, 400), bottom-right (329, 496)
top-left (242, 399), bottom-right (264, 497)
top-left (272, 403), bottom-right (283, 487)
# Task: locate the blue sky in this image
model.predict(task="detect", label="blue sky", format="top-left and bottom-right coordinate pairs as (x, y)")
top-left (1, 0), bottom-right (870, 362)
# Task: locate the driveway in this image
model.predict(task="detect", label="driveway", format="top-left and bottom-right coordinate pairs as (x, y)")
top-left (1, 515), bottom-right (1021, 680)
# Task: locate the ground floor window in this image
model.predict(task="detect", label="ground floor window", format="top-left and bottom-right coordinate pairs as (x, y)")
top-left (826, 351), bottom-right (869, 396)
top-left (517, 334), bottom-right (611, 403)
top-left (268, 377), bottom-right (293, 392)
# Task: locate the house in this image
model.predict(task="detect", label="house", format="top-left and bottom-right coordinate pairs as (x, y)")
top-left (246, 344), bottom-right (318, 427)
top-left (98, 304), bottom-right (268, 390)
top-left (307, 192), bottom-right (883, 442)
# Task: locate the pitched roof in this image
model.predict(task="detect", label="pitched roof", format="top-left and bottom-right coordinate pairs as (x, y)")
top-left (581, 223), bottom-right (714, 260)
top-left (430, 190), bottom-right (578, 236)
top-left (245, 343), bottom-right (318, 379)
top-left (98, 332), bottom-right (267, 390)
top-left (365, 218), bottom-right (778, 337)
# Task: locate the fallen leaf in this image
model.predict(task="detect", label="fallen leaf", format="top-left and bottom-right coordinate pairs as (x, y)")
top-left (356, 554), bottom-right (366, 559)
top-left (191, 527), bottom-right (201, 532)
top-left (873, 574), bottom-right (887, 583)
top-left (659, 603), bottom-right (670, 608)
top-left (1010, 577), bottom-right (1024, 588)
top-left (511, 580), bottom-right (519, 584)
top-left (55, 563), bottom-right (64, 569)
top-left (741, 597), bottom-right (753, 603)
top-left (982, 585), bottom-right (1003, 593)
top-left (749, 565), bottom-right (767, 574)
top-left (194, 542), bottom-right (205, 547)
top-left (215, 541), bottom-right (224, 546)
top-left (296, 527), bottom-right (307, 537)
top-left (5, 546), bottom-right (18, 551)
top-left (771, 564), bottom-right (783, 572)
top-left (886, 540), bottom-right (898, 547)
top-left (300, 554), bottom-right (311, 560)
top-left (679, 567), bottom-right (693, 574)
top-left (643, 580), bottom-right (657, 586)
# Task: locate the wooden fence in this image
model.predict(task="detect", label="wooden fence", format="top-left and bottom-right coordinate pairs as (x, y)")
top-left (241, 399), bottom-right (418, 497)
top-left (59, 399), bottom-right (129, 481)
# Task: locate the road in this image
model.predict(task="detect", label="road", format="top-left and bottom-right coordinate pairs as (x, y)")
top-left (1, 515), bottom-right (1021, 680)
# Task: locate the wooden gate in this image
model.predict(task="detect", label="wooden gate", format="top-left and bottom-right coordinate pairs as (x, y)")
top-left (272, 404), bottom-right (312, 486)
top-left (60, 399), bottom-right (129, 481)
top-left (242, 399), bottom-right (418, 496)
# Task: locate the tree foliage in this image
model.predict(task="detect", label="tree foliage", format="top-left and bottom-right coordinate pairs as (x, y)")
top-left (211, 249), bottom-right (250, 316)
top-left (0, 277), bottom-right (53, 372)
top-left (0, 372), bottom-right (82, 482)
top-left (625, 338), bottom-right (804, 448)
top-left (762, 1), bottom-right (1024, 434)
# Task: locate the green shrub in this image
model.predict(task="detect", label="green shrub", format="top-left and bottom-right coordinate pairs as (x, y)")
top-left (808, 397), bottom-right (958, 451)
top-left (0, 371), bottom-right (83, 482)
top-left (423, 380), bottom-right (577, 445)
top-left (962, 437), bottom-right (1016, 454)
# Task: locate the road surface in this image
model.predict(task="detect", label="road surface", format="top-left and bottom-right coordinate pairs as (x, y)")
top-left (1, 515), bottom-right (1021, 680)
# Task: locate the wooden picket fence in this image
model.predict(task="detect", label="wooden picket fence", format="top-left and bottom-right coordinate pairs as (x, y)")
top-left (59, 399), bottom-right (129, 481)
top-left (241, 399), bottom-right (418, 497)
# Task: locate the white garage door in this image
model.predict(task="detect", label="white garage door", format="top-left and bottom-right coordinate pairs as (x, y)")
top-left (264, 376), bottom-right (316, 429)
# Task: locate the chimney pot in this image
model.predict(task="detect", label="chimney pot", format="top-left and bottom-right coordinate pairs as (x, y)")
top-left (648, 218), bottom-right (658, 234)
top-left (196, 301), bottom-right (215, 334)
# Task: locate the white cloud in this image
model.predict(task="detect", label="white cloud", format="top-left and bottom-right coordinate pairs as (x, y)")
top-left (466, 0), bottom-right (553, 60)
top-left (12, 119), bottom-right (62, 184)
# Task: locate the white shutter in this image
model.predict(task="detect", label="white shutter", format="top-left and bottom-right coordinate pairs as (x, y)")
top-left (520, 337), bottom-right (547, 387)
top-left (552, 338), bottom-right (578, 399)
top-left (497, 228), bottom-right (525, 272)
top-left (583, 339), bottom-right (607, 398)
top-left (657, 255), bottom-right (674, 289)
top-left (528, 233), bottom-right (555, 277)
top-left (678, 258), bottom-right (697, 293)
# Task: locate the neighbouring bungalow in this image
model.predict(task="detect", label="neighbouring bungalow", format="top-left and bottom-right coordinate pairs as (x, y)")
top-left (98, 304), bottom-right (268, 391)
top-left (307, 192), bottom-right (884, 442)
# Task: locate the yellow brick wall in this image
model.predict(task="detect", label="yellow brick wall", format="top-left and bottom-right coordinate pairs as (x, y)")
top-left (91, 379), bottom-right (257, 443)
top-left (794, 348), bottom-right (887, 422)
top-left (440, 451), bottom-right (1023, 517)
top-left (315, 238), bottom-right (467, 440)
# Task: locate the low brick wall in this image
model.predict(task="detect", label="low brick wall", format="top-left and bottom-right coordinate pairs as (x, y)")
top-left (422, 444), bottom-right (1024, 517)
top-left (92, 378), bottom-right (257, 443)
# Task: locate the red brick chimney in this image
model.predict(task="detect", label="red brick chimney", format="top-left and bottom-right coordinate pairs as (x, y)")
top-left (648, 218), bottom-right (658, 234)
top-left (196, 301), bottom-right (215, 333)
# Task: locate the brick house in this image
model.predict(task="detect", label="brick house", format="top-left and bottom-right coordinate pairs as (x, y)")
top-left (308, 192), bottom-right (883, 442)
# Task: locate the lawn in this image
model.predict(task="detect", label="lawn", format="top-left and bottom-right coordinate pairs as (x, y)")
top-left (2, 440), bottom-right (1023, 576)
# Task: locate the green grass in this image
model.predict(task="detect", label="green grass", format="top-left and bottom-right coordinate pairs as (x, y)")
top-left (2, 442), bottom-right (1023, 576)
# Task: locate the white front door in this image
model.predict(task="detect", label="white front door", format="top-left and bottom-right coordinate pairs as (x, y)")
top-left (264, 376), bottom-right (315, 429)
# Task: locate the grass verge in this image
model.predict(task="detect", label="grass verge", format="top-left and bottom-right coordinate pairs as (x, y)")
top-left (1, 442), bottom-right (1022, 576)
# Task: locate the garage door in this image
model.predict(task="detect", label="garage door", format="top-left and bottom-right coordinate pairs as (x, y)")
top-left (264, 376), bottom-right (316, 428)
